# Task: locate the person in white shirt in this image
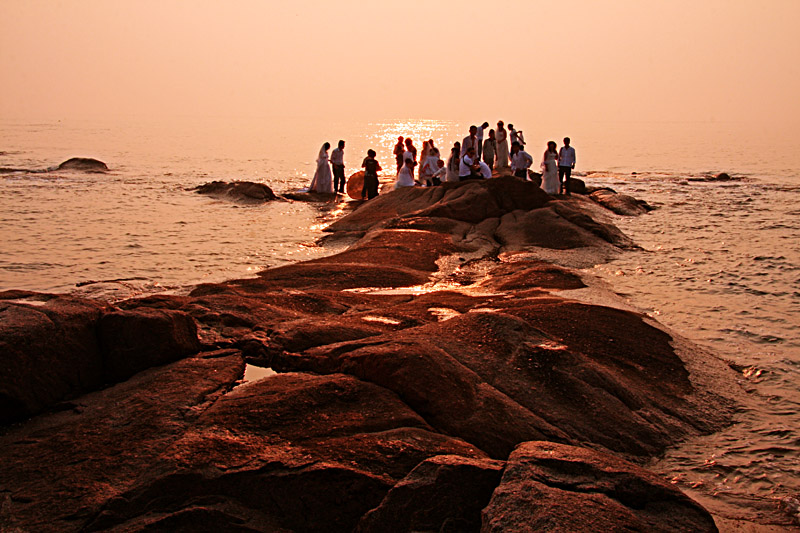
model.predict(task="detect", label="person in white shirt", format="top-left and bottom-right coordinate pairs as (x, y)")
top-left (508, 124), bottom-right (525, 147)
top-left (421, 152), bottom-right (441, 186)
top-left (459, 146), bottom-right (478, 181)
top-left (432, 159), bottom-right (447, 185)
top-left (510, 142), bottom-right (533, 179)
top-left (478, 160), bottom-right (492, 179)
top-left (330, 140), bottom-right (346, 194)
top-left (461, 126), bottom-right (479, 156)
top-left (395, 158), bottom-right (416, 189)
top-left (558, 137), bottom-right (576, 195)
top-left (476, 122), bottom-right (489, 159)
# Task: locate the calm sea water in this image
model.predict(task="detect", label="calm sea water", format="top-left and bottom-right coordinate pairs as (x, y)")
top-left (1, 116), bottom-right (798, 520)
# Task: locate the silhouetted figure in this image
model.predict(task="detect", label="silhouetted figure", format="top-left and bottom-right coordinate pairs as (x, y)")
top-left (476, 121), bottom-right (490, 159)
top-left (509, 124), bottom-right (525, 146)
top-left (483, 129), bottom-right (496, 170)
top-left (558, 137), bottom-right (576, 195)
top-left (446, 142), bottom-right (461, 182)
top-left (461, 125), bottom-right (479, 156)
top-left (403, 138), bottom-right (418, 179)
top-left (309, 142), bottom-right (333, 193)
top-left (541, 141), bottom-right (560, 194)
top-left (361, 149), bottom-right (381, 199)
top-left (395, 157), bottom-right (416, 189)
top-left (511, 141), bottom-right (533, 179)
top-left (495, 121), bottom-right (509, 169)
top-left (331, 140), bottom-right (346, 193)
top-left (394, 136), bottom-right (405, 171)
top-left (459, 146), bottom-right (479, 181)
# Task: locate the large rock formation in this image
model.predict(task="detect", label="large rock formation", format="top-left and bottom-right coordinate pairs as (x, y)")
top-left (0, 176), bottom-right (752, 531)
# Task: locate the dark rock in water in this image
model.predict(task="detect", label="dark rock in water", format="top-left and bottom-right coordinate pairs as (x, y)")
top-left (590, 188), bottom-right (654, 215)
top-left (357, 455), bottom-right (505, 533)
top-left (194, 180), bottom-right (277, 204)
top-left (482, 441), bottom-right (718, 532)
top-left (687, 172), bottom-right (739, 182)
top-left (56, 157), bottom-right (108, 172)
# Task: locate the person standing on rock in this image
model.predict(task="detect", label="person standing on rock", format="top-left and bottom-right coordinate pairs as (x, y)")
top-left (361, 149), bottom-right (382, 200)
top-left (330, 140), bottom-right (346, 194)
top-left (495, 121), bottom-right (510, 170)
top-left (483, 129), bottom-right (496, 171)
top-left (509, 124), bottom-right (525, 147)
top-left (541, 141), bottom-right (560, 194)
top-left (394, 136), bottom-right (405, 172)
top-left (510, 141), bottom-right (533, 179)
top-left (403, 138), bottom-right (418, 180)
top-left (308, 142), bottom-right (334, 193)
top-left (476, 121), bottom-right (489, 160)
top-left (461, 125), bottom-right (479, 157)
top-left (558, 137), bottom-right (576, 195)
top-left (446, 142), bottom-right (461, 182)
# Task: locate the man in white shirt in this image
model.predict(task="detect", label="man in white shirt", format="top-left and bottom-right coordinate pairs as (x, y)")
top-left (461, 126), bottom-right (479, 157)
top-left (508, 124), bottom-right (525, 146)
top-left (459, 146), bottom-right (477, 181)
top-left (558, 137), bottom-right (576, 195)
top-left (510, 142), bottom-right (533, 179)
top-left (330, 140), bottom-right (346, 193)
top-left (478, 160), bottom-right (492, 179)
top-left (476, 121), bottom-right (489, 160)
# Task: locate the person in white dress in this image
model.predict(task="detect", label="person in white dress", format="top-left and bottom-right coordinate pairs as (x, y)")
top-left (495, 121), bottom-right (510, 170)
top-left (445, 142), bottom-right (461, 182)
top-left (394, 158), bottom-right (416, 189)
top-left (540, 141), bottom-right (560, 194)
top-left (308, 142), bottom-right (334, 193)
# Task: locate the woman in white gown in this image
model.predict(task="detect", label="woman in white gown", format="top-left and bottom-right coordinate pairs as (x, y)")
top-left (495, 121), bottom-right (510, 170)
top-left (541, 141), bottom-right (560, 194)
top-left (308, 142), bottom-right (334, 193)
top-left (394, 158), bottom-right (416, 189)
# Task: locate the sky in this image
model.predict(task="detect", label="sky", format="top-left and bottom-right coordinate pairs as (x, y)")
top-left (1, 0), bottom-right (799, 127)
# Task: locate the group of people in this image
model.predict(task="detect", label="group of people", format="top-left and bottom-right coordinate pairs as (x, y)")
top-left (308, 139), bottom-right (381, 200)
top-left (308, 122), bottom-right (576, 199)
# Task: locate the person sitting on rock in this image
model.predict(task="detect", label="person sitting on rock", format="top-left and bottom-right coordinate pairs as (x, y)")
top-left (431, 159), bottom-right (447, 186)
top-left (459, 146), bottom-right (480, 181)
top-left (395, 158), bottom-right (416, 189)
top-left (361, 149), bottom-right (382, 200)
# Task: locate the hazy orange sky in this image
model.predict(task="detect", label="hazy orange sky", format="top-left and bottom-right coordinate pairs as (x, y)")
top-left (2, 0), bottom-right (799, 127)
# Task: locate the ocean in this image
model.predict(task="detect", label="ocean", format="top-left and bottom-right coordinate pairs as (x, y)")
top-left (1, 115), bottom-right (798, 520)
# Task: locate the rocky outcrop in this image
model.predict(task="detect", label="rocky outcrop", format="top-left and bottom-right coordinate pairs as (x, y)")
top-left (56, 157), bottom-right (108, 172)
top-left (0, 291), bottom-right (201, 424)
top-left (194, 180), bottom-right (278, 204)
top-left (482, 441), bottom-right (718, 532)
top-left (0, 176), bottom-right (747, 530)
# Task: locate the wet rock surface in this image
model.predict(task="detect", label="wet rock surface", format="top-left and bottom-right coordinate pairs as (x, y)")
top-left (482, 441), bottom-right (718, 532)
top-left (0, 176), bottom-right (753, 531)
top-left (194, 180), bottom-right (278, 204)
